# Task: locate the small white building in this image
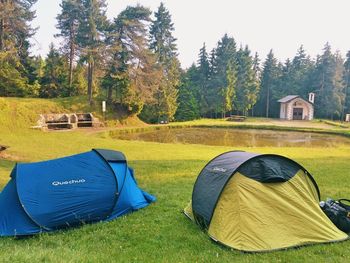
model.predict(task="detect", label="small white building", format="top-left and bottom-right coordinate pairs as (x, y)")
top-left (278, 94), bottom-right (314, 120)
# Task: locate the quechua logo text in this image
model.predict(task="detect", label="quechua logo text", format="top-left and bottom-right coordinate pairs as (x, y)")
top-left (52, 179), bottom-right (86, 186)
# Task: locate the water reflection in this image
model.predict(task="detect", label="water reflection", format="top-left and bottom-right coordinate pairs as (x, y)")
top-left (112, 128), bottom-right (350, 147)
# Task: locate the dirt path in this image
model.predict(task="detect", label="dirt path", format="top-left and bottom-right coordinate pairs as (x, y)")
top-left (247, 120), bottom-right (339, 130)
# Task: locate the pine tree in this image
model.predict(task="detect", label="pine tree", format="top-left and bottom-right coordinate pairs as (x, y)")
top-left (150, 2), bottom-right (177, 64)
top-left (196, 43), bottom-right (211, 115)
top-left (253, 52), bottom-right (261, 81)
top-left (175, 78), bottom-right (199, 121)
top-left (104, 5), bottom-right (161, 116)
top-left (222, 62), bottom-right (236, 117)
top-left (0, 52), bottom-right (29, 96)
top-left (255, 50), bottom-right (280, 117)
top-left (56, 0), bottom-right (82, 88)
top-left (77, 0), bottom-right (108, 104)
top-left (234, 46), bottom-right (259, 115)
top-left (289, 46), bottom-right (314, 97)
top-left (149, 2), bottom-right (180, 122)
top-left (268, 61), bottom-right (286, 117)
top-left (210, 34), bottom-right (237, 117)
top-left (311, 43), bottom-right (345, 119)
top-left (343, 51), bottom-right (350, 119)
top-left (71, 63), bottom-right (87, 95)
top-left (156, 58), bottom-right (180, 121)
top-left (0, 0), bottom-right (39, 96)
top-left (26, 55), bottom-right (45, 96)
top-left (211, 34), bottom-right (236, 83)
top-left (40, 43), bottom-right (69, 98)
top-left (332, 51), bottom-right (345, 119)
top-left (251, 52), bottom-right (261, 116)
top-left (0, 0), bottom-right (37, 53)
top-left (178, 63), bottom-right (200, 113)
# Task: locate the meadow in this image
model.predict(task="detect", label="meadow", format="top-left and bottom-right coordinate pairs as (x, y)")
top-left (0, 97), bottom-right (350, 262)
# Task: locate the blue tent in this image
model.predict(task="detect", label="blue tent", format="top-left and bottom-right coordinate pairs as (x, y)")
top-left (0, 149), bottom-right (156, 236)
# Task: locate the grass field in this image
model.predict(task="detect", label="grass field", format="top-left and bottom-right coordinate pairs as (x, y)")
top-left (1, 97), bottom-right (350, 262)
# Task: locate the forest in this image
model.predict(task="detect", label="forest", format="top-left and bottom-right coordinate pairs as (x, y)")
top-left (1, 0), bottom-right (350, 122)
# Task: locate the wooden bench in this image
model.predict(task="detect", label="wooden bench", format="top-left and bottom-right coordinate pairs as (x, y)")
top-left (227, 115), bottom-right (247, 122)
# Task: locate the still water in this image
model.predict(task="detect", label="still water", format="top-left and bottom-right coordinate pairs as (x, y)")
top-left (112, 128), bottom-right (350, 147)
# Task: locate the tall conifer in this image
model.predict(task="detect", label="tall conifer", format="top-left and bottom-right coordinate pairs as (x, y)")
top-left (56, 0), bottom-right (82, 88)
top-left (77, 0), bottom-right (108, 103)
top-left (149, 2), bottom-right (180, 122)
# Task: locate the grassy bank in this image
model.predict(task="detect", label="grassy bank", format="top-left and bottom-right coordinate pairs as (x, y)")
top-left (1, 96), bottom-right (349, 138)
top-left (1, 97), bottom-right (350, 262)
top-left (0, 96), bottom-right (145, 133)
top-left (106, 118), bottom-right (350, 140)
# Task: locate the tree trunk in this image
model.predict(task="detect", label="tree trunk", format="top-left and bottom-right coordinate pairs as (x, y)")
top-left (157, 90), bottom-right (161, 123)
top-left (87, 59), bottom-right (94, 105)
top-left (0, 18), bottom-right (3, 51)
top-left (68, 24), bottom-right (75, 88)
top-left (341, 71), bottom-right (349, 121)
top-left (107, 86), bottom-right (113, 102)
top-left (266, 85), bottom-right (270, 118)
top-left (0, 0), bottom-right (5, 51)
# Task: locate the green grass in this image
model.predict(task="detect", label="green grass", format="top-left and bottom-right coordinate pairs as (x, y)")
top-left (1, 97), bottom-right (350, 262)
top-left (319, 119), bottom-right (350, 129)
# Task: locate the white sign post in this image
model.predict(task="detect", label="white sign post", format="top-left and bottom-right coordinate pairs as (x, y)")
top-left (102, 101), bottom-right (106, 121)
top-left (346, 114), bottom-right (350, 122)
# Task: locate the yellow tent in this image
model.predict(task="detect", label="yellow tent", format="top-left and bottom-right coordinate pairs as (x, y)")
top-left (184, 151), bottom-right (348, 252)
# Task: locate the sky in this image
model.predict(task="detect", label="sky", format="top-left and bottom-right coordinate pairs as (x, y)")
top-left (31, 0), bottom-right (350, 68)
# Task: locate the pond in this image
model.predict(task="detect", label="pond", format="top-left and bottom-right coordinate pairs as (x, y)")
top-left (112, 128), bottom-right (350, 148)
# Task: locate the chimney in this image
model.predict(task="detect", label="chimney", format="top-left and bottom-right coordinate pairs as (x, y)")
top-left (309, 92), bottom-right (315, 104)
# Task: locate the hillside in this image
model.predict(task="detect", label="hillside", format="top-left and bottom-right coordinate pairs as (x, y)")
top-left (0, 96), bottom-right (146, 168)
top-left (0, 96), bottom-right (146, 132)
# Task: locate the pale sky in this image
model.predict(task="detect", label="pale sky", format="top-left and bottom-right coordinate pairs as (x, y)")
top-left (31, 0), bottom-right (350, 68)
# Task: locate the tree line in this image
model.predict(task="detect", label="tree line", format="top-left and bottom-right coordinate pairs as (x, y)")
top-left (180, 40), bottom-right (350, 121)
top-left (0, 0), bottom-right (180, 122)
top-left (1, 1), bottom-right (350, 122)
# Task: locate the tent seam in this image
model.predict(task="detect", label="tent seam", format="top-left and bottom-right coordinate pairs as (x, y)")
top-left (92, 149), bottom-right (121, 221)
top-left (191, 150), bottom-right (246, 228)
top-left (15, 164), bottom-right (50, 232)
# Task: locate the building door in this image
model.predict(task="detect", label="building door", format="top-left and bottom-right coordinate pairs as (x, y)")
top-left (293, 108), bottom-right (303, 120)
